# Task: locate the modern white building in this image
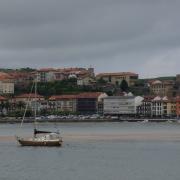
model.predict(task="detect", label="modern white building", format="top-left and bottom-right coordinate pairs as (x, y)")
top-left (104, 96), bottom-right (135, 115)
top-left (103, 95), bottom-right (144, 115)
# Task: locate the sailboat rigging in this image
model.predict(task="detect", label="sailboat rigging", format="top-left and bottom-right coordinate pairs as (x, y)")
top-left (15, 74), bottom-right (63, 147)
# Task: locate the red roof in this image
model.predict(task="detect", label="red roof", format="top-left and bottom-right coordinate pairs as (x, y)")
top-left (38, 68), bottom-right (55, 72)
top-left (0, 96), bottom-right (6, 101)
top-left (0, 72), bottom-right (14, 81)
top-left (15, 93), bottom-right (44, 98)
top-left (77, 92), bottom-right (104, 99)
top-left (96, 72), bottom-right (138, 77)
top-left (49, 95), bottom-right (77, 100)
top-left (143, 96), bottom-right (156, 101)
top-left (49, 92), bottom-right (104, 100)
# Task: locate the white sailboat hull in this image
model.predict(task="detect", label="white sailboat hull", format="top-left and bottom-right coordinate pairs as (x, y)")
top-left (16, 136), bottom-right (63, 147)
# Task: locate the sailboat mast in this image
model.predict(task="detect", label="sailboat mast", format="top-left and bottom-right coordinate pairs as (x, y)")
top-left (34, 73), bottom-right (37, 129)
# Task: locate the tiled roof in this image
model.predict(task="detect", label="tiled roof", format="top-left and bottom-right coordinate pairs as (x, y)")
top-left (49, 92), bottom-right (104, 100)
top-left (0, 72), bottom-right (14, 81)
top-left (143, 96), bottom-right (156, 101)
top-left (38, 68), bottom-right (55, 72)
top-left (15, 93), bottom-right (44, 98)
top-left (77, 92), bottom-right (104, 98)
top-left (96, 72), bottom-right (138, 77)
top-left (0, 96), bottom-right (6, 101)
top-left (49, 95), bottom-right (77, 100)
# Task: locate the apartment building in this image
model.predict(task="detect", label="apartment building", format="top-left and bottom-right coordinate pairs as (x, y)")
top-left (137, 96), bottom-right (154, 117)
top-left (149, 80), bottom-right (174, 96)
top-left (36, 67), bottom-right (95, 83)
top-left (0, 80), bottom-right (14, 94)
top-left (96, 72), bottom-right (138, 86)
top-left (49, 95), bottom-right (77, 112)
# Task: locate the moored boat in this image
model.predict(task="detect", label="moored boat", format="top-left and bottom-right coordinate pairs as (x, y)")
top-left (15, 74), bottom-right (63, 147)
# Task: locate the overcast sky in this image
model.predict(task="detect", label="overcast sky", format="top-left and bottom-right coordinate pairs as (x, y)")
top-left (0, 0), bottom-right (180, 78)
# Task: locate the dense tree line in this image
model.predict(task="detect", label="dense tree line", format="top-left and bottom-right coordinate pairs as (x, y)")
top-left (15, 78), bottom-right (103, 97)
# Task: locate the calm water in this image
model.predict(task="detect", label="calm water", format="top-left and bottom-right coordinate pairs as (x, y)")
top-left (0, 122), bottom-right (180, 180)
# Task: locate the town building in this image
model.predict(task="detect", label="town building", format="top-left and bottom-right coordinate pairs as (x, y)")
top-left (8, 72), bottom-right (34, 85)
top-left (103, 96), bottom-right (142, 116)
top-left (137, 96), bottom-right (154, 117)
top-left (36, 67), bottom-right (95, 82)
top-left (0, 96), bottom-right (7, 115)
top-left (36, 68), bottom-right (55, 82)
top-left (151, 96), bottom-right (165, 117)
top-left (96, 72), bottom-right (138, 86)
top-left (77, 76), bottom-right (96, 86)
top-left (149, 80), bottom-right (174, 97)
top-left (14, 93), bottom-right (45, 103)
top-left (151, 96), bottom-right (176, 117)
top-left (176, 96), bottom-right (180, 117)
top-left (0, 72), bottom-right (14, 94)
top-left (0, 80), bottom-right (14, 94)
top-left (76, 92), bottom-right (107, 114)
top-left (49, 95), bottom-right (77, 112)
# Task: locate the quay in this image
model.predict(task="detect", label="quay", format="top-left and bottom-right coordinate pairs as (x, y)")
top-left (0, 117), bottom-right (179, 123)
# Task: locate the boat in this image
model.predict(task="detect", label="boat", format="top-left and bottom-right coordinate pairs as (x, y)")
top-left (15, 75), bottom-right (62, 147)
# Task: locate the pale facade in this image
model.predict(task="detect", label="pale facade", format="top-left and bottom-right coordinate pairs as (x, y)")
top-left (150, 80), bottom-right (174, 96)
top-left (37, 69), bottom-right (55, 82)
top-left (0, 81), bottom-right (14, 94)
top-left (14, 93), bottom-right (45, 103)
top-left (96, 72), bottom-right (138, 86)
top-left (49, 95), bottom-right (77, 112)
top-left (152, 96), bottom-right (176, 117)
top-left (103, 96), bottom-right (136, 115)
top-left (77, 77), bottom-right (95, 86)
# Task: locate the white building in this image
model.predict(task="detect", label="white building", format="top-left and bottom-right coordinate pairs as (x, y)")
top-left (0, 81), bottom-right (14, 94)
top-left (104, 96), bottom-right (135, 115)
top-left (36, 69), bottom-right (55, 82)
top-left (103, 96), bottom-right (143, 115)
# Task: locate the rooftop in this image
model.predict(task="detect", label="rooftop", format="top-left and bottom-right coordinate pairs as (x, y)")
top-left (15, 93), bottom-right (44, 99)
top-left (0, 96), bottom-right (6, 101)
top-left (96, 72), bottom-right (138, 77)
top-left (49, 95), bottom-right (77, 100)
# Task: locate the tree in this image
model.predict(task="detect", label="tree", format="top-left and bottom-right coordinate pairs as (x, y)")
top-left (17, 101), bottom-right (25, 110)
top-left (97, 78), bottom-right (107, 85)
top-left (120, 80), bottom-right (129, 92)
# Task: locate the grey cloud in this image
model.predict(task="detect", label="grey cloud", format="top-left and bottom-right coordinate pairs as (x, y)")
top-left (0, 0), bottom-right (180, 77)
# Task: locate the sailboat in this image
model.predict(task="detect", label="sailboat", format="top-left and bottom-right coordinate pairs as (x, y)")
top-left (15, 75), bottom-right (63, 147)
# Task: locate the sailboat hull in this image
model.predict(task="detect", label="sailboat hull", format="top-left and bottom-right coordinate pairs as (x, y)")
top-left (17, 138), bottom-right (62, 147)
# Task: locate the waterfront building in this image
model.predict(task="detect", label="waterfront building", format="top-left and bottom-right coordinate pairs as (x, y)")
top-left (176, 96), bottom-right (180, 117)
top-left (137, 96), bottom-right (154, 117)
top-left (49, 95), bottom-right (77, 112)
top-left (96, 72), bottom-right (138, 86)
top-left (14, 93), bottom-right (45, 103)
top-left (76, 92), bottom-right (107, 114)
top-left (137, 96), bottom-right (176, 117)
top-left (151, 96), bottom-right (165, 117)
top-left (151, 96), bottom-right (176, 117)
top-left (12, 93), bottom-right (45, 111)
top-left (165, 98), bottom-right (176, 117)
top-left (104, 96), bottom-right (137, 116)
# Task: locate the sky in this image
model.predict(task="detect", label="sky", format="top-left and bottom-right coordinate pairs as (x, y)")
top-left (0, 0), bottom-right (180, 78)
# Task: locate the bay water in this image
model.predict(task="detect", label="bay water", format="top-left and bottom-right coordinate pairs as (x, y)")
top-left (0, 122), bottom-right (180, 180)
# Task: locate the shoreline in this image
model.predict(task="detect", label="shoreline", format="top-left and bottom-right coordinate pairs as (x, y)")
top-left (0, 117), bottom-right (179, 123)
